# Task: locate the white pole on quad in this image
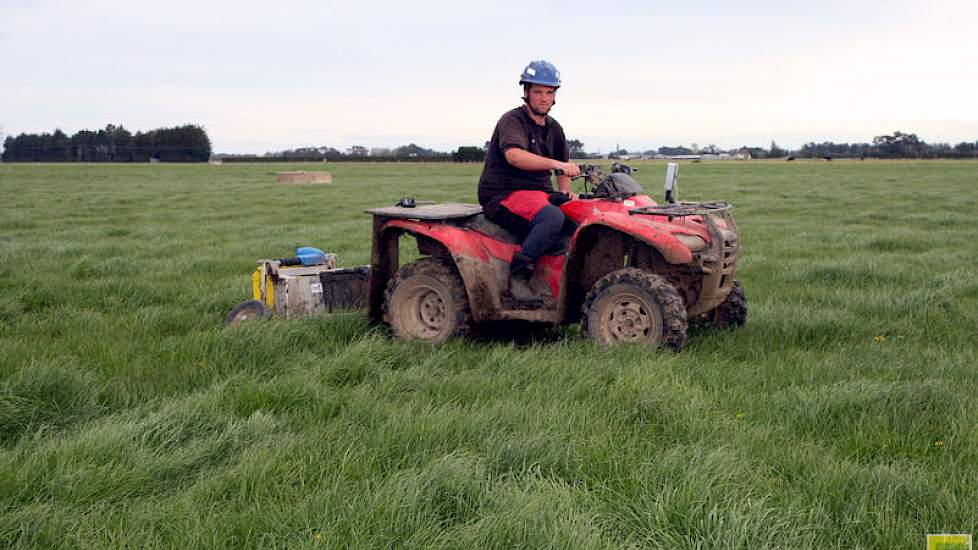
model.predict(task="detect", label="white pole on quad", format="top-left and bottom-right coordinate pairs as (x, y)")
top-left (664, 163), bottom-right (679, 204)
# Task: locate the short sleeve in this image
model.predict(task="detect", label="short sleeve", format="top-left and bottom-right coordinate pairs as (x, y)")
top-left (497, 113), bottom-right (529, 152)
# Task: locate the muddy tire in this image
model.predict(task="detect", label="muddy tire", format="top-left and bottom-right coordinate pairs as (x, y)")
top-left (226, 300), bottom-right (271, 326)
top-left (581, 268), bottom-right (687, 351)
top-left (706, 279), bottom-right (747, 329)
top-left (383, 257), bottom-right (471, 343)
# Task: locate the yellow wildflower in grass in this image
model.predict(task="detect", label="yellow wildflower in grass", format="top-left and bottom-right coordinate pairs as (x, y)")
top-left (933, 440), bottom-right (945, 448)
top-left (735, 411), bottom-right (745, 420)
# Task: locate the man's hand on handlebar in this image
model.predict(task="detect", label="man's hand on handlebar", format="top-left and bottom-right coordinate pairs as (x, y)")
top-left (554, 161), bottom-right (581, 178)
top-left (551, 163), bottom-right (581, 201)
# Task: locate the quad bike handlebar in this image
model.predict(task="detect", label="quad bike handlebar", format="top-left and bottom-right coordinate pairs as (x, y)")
top-left (552, 164), bottom-right (606, 199)
top-left (555, 161), bottom-right (649, 181)
top-left (553, 163), bottom-right (606, 181)
top-left (555, 162), bottom-right (689, 205)
top-left (552, 168), bottom-right (580, 180)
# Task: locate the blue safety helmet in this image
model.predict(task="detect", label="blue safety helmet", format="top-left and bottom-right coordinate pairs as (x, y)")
top-left (519, 60), bottom-right (561, 88)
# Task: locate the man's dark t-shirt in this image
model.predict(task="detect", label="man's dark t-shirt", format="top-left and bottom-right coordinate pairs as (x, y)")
top-left (477, 106), bottom-right (569, 218)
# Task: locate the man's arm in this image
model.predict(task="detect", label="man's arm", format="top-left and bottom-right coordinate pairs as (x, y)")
top-left (504, 148), bottom-right (581, 177)
top-left (555, 175), bottom-right (572, 195)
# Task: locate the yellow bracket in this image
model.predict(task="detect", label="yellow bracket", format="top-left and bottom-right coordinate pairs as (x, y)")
top-left (251, 262), bottom-right (275, 307)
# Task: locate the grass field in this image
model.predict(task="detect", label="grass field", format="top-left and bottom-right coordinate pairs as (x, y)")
top-left (1, 160), bottom-right (976, 548)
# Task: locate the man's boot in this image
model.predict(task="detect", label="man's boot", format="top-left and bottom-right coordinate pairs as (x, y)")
top-left (508, 252), bottom-right (543, 303)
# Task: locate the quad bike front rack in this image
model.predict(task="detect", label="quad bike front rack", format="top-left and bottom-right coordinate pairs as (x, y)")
top-left (631, 201), bottom-right (740, 315)
top-left (628, 201), bottom-right (731, 217)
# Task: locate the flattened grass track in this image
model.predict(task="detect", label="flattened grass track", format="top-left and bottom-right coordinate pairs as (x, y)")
top-left (1, 160), bottom-right (976, 548)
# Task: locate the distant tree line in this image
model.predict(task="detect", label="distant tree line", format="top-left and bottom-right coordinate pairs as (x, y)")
top-left (596, 141), bottom-right (785, 160)
top-left (216, 132), bottom-right (978, 163)
top-left (584, 133), bottom-right (977, 160)
top-left (794, 132), bottom-right (978, 160)
top-left (7, 127), bottom-right (976, 163)
top-left (1, 124), bottom-right (212, 162)
top-left (218, 142), bottom-right (472, 163)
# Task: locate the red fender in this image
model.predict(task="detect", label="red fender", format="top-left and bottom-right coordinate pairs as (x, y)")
top-left (381, 219), bottom-right (520, 322)
top-left (384, 219), bottom-right (516, 262)
top-left (571, 212), bottom-right (694, 265)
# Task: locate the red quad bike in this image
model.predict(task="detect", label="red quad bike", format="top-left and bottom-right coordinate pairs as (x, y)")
top-left (365, 163), bottom-right (745, 350)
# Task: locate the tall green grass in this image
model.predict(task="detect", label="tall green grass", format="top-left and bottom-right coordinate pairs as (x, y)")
top-left (1, 160), bottom-right (976, 548)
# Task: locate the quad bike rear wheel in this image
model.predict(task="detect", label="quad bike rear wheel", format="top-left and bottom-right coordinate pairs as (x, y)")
top-left (383, 257), bottom-right (471, 343)
top-left (706, 279), bottom-right (747, 329)
top-left (582, 268), bottom-right (687, 350)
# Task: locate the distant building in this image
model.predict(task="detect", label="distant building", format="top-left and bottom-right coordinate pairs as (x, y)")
top-left (654, 154), bottom-right (702, 161)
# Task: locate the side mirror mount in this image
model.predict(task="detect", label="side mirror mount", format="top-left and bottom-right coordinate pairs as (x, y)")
top-left (664, 163), bottom-right (679, 204)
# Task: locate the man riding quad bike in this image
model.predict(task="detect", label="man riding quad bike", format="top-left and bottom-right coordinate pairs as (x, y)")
top-left (477, 59), bottom-right (580, 302)
top-left (363, 60), bottom-right (744, 350)
top-left (365, 161), bottom-right (745, 350)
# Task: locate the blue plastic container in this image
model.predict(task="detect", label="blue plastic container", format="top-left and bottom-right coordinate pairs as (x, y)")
top-left (296, 246), bottom-right (327, 266)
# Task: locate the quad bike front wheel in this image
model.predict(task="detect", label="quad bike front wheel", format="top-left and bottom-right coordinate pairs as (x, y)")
top-left (383, 257), bottom-right (471, 343)
top-left (582, 269), bottom-right (687, 350)
top-left (706, 279), bottom-right (747, 329)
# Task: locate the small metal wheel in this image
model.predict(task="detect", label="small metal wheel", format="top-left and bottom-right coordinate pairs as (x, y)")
top-left (582, 268), bottom-right (687, 350)
top-left (383, 257), bottom-right (470, 343)
top-left (226, 300), bottom-right (271, 326)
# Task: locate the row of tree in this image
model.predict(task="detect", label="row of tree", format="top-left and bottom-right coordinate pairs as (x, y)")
top-left (795, 132), bottom-right (978, 159)
top-left (5, 128), bottom-right (977, 163)
top-left (221, 133), bottom-right (978, 163)
top-left (229, 139), bottom-right (771, 163)
top-left (582, 133), bottom-right (978, 160)
top-left (1, 124), bottom-right (212, 162)
top-left (218, 142), bottom-right (487, 163)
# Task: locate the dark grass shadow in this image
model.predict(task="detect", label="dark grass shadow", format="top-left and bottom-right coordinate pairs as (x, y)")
top-left (467, 321), bottom-right (575, 347)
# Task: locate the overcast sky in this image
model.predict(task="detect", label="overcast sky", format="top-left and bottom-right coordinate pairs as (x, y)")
top-left (3, 0), bottom-right (977, 154)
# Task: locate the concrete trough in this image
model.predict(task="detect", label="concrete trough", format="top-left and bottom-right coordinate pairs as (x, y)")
top-left (276, 171), bottom-right (332, 185)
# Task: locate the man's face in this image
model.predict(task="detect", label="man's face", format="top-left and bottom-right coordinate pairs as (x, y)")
top-left (525, 84), bottom-right (557, 116)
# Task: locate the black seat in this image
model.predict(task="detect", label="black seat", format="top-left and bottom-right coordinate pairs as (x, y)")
top-left (461, 214), bottom-right (572, 256)
top-left (462, 214), bottom-right (522, 244)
